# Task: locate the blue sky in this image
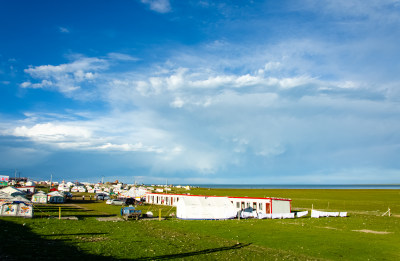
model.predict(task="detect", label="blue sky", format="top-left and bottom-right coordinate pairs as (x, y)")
top-left (1, 0), bottom-right (400, 184)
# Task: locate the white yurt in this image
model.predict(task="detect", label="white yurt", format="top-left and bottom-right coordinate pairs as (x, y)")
top-left (47, 191), bottom-right (65, 203)
top-left (176, 196), bottom-right (237, 220)
top-left (32, 191), bottom-right (48, 203)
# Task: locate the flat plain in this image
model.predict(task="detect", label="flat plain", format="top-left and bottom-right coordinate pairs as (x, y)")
top-left (1, 188), bottom-right (399, 260)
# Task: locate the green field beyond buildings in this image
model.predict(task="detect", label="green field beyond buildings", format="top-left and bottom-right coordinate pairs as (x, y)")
top-left (1, 188), bottom-right (399, 260)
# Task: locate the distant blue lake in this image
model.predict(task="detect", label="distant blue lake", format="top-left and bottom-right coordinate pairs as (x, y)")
top-left (189, 184), bottom-right (400, 189)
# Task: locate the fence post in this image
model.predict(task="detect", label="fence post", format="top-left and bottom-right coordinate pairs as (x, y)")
top-left (159, 209), bottom-right (161, 221)
top-left (59, 207), bottom-right (61, 220)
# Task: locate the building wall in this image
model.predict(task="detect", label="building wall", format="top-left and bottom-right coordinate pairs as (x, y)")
top-left (146, 194), bottom-right (181, 206)
top-left (18, 186), bottom-right (35, 194)
top-left (271, 199), bottom-right (291, 213)
top-left (146, 193), bottom-right (291, 214)
top-left (229, 197), bottom-right (272, 214)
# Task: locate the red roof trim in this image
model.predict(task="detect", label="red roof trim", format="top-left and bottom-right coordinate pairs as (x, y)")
top-left (146, 193), bottom-right (291, 201)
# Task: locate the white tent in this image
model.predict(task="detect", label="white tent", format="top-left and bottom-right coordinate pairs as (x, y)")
top-left (176, 196), bottom-right (237, 220)
top-left (123, 187), bottom-right (148, 198)
top-left (0, 186), bottom-right (27, 197)
top-left (12, 196), bottom-right (31, 203)
top-left (32, 191), bottom-right (48, 203)
top-left (0, 191), bottom-right (14, 201)
top-left (47, 191), bottom-right (65, 203)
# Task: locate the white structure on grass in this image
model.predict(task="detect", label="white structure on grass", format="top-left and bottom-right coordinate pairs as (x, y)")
top-left (145, 193), bottom-right (291, 215)
top-left (176, 196), bottom-right (237, 220)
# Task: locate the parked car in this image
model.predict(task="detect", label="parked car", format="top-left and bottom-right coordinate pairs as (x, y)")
top-left (107, 199), bottom-right (124, 205)
top-left (96, 194), bottom-right (110, 201)
top-left (64, 192), bottom-right (73, 200)
top-left (123, 198), bottom-right (135, 205)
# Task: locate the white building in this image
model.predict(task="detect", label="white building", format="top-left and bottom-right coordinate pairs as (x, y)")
top-left (145, 193), bottom-right (291, 214)
top-left (18, 186), bottom-right (35, 194)
top-left (176, 196), bottom-right (237, 220)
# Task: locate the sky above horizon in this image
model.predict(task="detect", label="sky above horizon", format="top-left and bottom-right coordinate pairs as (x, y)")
top-left (1, 0), bottom-right (400, 184)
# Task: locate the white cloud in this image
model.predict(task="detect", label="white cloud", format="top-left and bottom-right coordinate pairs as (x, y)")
top-left (299, 0), bottom-right (400, 23)
top-left (22, 57), bottom-right (107, 95)
top-left (263, 61), bottom-right (281, 72)
top-left (141, 0), bottom-right (171, 13)
top-left (165, 67), bottom-right (187, 90)
top-left (170, 97), bottom-right (184, 108)
top-left (20, 81), bottom-right (31, 88)
top-left (95, 142), bottom-right (163, 153)
top-left (107, 52), bottom-right (138, 61)
top-left (14, 123), bottom-right (91, 142)
top-left (59, 27), bottom-right (70, 33)
top-left (278, 75), bottom-right (315, 89)
top-left (337, 81), bottom-right (360, 89)
top-left (15, 33), bottom-right (400, 178)
top-left (25, 57), bottom-right (107, 77)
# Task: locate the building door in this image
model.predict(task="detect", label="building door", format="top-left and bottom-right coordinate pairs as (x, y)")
top-left (266, 203), bottom-right (271, 214)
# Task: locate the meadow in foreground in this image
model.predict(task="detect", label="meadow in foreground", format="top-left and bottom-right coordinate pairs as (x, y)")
top-left (1, 189), bottom-right (399, 260)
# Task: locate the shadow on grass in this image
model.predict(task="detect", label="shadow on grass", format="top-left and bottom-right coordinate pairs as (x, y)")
top-left (73, 214), bottom-right (117, 219)
top-left (33, 205), bottom-right (118, 219)
top-left (132, 243), bottom-right (252, 260)
top-left (0, 219), bottom-right (115, 261)
top-left (42, 232), bottom-right (108, 237)
top-left (1, 218), bottom-right (252, 260)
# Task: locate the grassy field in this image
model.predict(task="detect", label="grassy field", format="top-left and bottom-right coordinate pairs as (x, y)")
top-left (1, 189), bottom-right (399, 260)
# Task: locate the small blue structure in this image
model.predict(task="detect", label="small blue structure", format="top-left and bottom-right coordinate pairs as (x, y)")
top-left (121, 206), bottom-right (142, 220)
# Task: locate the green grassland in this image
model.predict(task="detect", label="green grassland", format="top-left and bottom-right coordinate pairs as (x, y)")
top-left (1, 189), bottom-right (399, 260)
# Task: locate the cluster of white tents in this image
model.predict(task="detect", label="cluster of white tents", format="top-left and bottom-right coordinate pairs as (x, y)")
top-left (32, 191), bottom-right (67, 204)
top-left (120, 187), bottom-right (148, 201)
top-left (0, 187), bottom-right (33, 218)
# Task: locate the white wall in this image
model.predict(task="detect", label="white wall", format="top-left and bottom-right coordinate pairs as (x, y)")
top-left (271, 200), bottom-right (291, 213)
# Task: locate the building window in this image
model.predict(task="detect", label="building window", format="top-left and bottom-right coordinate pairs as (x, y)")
top-left (246, 202), bottom-right (250, 208)
top-left (253, 202), bottom-right (257, 210)
top-left (259, 203), bottom-right (263, 210)
top-left (236, 202), bottom-right (240, 208)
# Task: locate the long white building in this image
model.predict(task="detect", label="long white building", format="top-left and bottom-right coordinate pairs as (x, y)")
top-left (145, 193), bottom-right (291, 214)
